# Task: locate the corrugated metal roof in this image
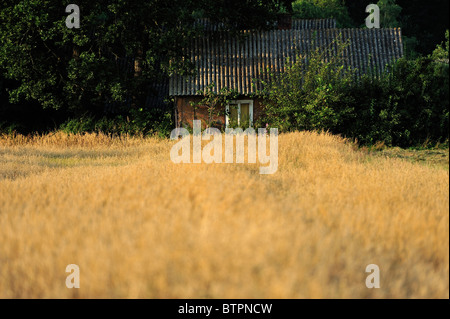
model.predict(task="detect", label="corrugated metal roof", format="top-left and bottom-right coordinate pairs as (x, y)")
top-left (169, 28), bottom-right (403, 96)
top-left (292, 19), bottom-right (336, 29)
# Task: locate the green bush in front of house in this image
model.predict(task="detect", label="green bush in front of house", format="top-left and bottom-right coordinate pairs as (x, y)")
top-left (59, 107), bottom-right (173, 138)
top-left (258, 34), bottom-right (449, 147)
top-left (257, 39), bottom-right (356, 134)
top-left (345, 57), bottom-right (449, 146)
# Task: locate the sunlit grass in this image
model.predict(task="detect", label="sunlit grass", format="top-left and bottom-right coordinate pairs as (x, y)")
top-left (0, 131), bottom-right (448, 298)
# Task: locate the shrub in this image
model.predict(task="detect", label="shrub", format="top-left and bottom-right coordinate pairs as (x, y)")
top-left (258, 38), bottom-right (449, 147)
top-left (258, 39), bottom-right (356, 133)
top-left (346, 57), bottom-right (449, 146)
top-left (60, 107), bottom-right (173, 138)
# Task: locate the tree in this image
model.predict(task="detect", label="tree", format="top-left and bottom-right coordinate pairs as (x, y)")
top-left (258, 39), bottom-right (356, 132)
top-left (397, 0), bottom-right (449, 55)
top-left (292, 0), bottom-right (355, 28)
top-left (0, 0), bottom-right (289, 121)
top-left (432, 30), bottom-right (449, 62)
top-left (377, 0), bottom-right (402, 28)
top-left (195, 0), bottom-right (294, 31)
top-left (0, 1), bottom-right (197, 116)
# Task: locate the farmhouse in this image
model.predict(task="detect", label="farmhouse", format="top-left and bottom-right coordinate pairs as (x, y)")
top-left (169, 17), bottom-right (404, 130)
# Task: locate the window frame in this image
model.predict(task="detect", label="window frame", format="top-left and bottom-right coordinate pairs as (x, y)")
top-left (225, 100), bottom-right (254, 128)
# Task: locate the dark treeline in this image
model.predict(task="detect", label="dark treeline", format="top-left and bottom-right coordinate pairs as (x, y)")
top-left (0, 0), bottom-right (449, 146)
top-left (345, 0), bottom-right (449, 56)
top-left (0, 0), bottom-right (291, 136)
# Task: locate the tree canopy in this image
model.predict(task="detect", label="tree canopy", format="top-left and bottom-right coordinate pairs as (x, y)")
top-left (0, 0), bottom-right (293, 116)
top-left (0, 0), bottom-right (448, 145)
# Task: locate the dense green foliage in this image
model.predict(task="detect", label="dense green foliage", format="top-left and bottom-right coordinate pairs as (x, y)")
top-left (0, 0), bottom-right (291, 135)
top-left (256, 40), bottom-right (356, 132)
top-left (344, 0), bottom-right (449, 56)
top-left (292, 0), bottom-right (354, 27)
top-left (258, 35), bottom-right (449, 146)
top-left (0, 0), bottom-right (448, 146)
top-left (1, 1), bottom-right (194, 113)
top-left (348, 58), bottom-right (448, 146)
top-left (59, 107), bottom-right (173, 138)
top-left (293, 0), bottom-right (448, 58)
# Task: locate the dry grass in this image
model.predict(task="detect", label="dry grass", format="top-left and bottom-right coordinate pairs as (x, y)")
top-left (0, 131), bottom-right (448, 298)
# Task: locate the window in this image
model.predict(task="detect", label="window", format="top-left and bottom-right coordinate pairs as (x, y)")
top-left (225, 100), bottom-right (254, 128)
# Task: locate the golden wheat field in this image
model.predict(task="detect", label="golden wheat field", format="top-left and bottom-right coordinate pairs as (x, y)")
top-left (0, 131), bottom-right (448, 299)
